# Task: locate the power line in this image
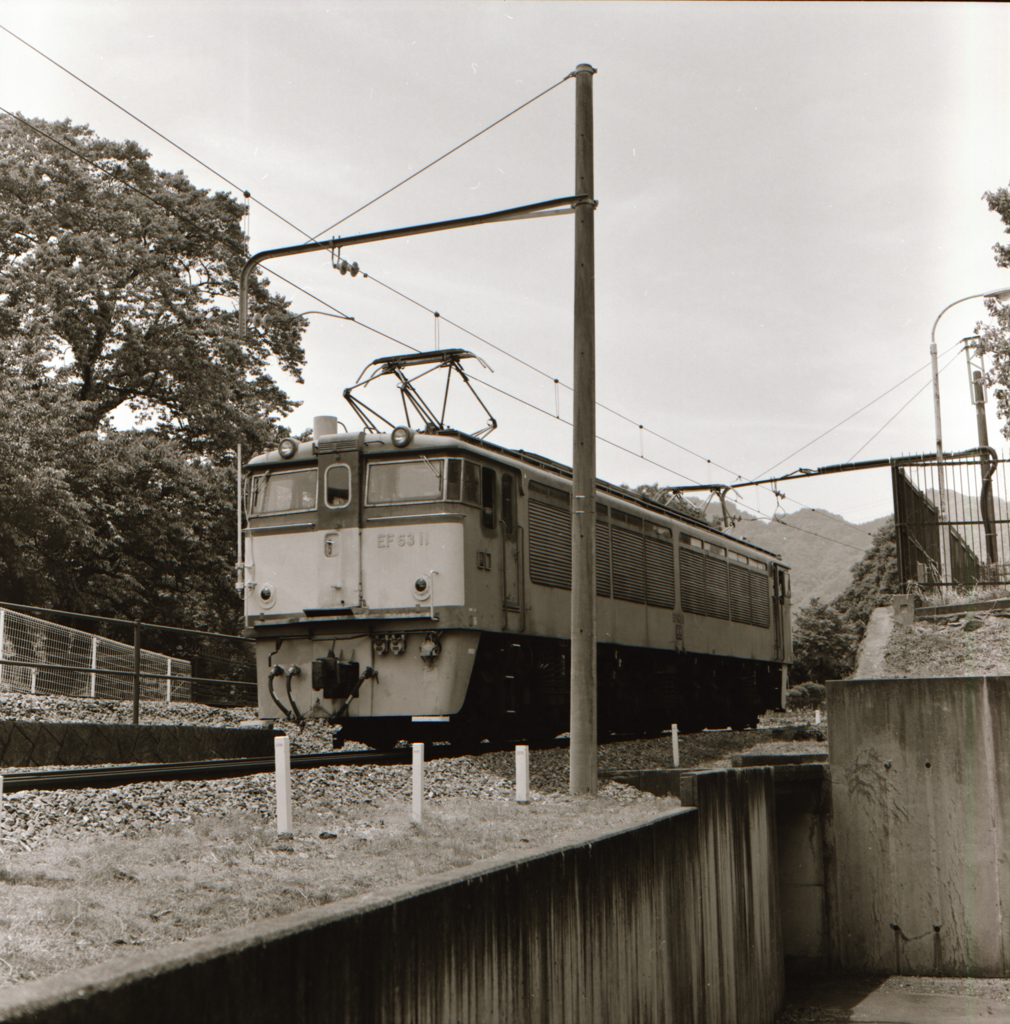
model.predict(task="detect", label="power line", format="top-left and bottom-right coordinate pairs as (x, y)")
top-left (310, 73), bottom-right (576, 240)
top-left (0, 36), bottom-right (850, 512)
top-left (0, 22), bottom-right (313, 241)
top-left (0, 42), bottom-right (910, 544)
top-left (844, 349), bottom-right (963, 463)
top-left (467, 373), bottom-right (870, 553)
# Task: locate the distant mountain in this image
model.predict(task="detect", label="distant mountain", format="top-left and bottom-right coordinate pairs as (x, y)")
top-left (720, 507), bottom-right (890, 612)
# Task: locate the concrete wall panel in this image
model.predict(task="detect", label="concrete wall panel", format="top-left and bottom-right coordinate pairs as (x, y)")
top-left (828, 676), bottom-right (1010, 976)
top-left (0, 769), bottom-right (784, 1024)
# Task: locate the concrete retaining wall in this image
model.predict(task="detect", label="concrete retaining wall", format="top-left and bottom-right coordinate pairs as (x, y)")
top-left (828, 676), bottom-right (1010, 976)
top-left (0, 768), bottom-right (783, 1024)
top-left (0, 720), bottom-right (272, 766)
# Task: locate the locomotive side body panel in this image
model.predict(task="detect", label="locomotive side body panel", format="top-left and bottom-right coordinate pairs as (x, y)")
top-left (360, 520), bottom-right (466, 611)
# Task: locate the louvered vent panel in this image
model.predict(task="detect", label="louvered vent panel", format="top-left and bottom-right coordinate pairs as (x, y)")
top-left (315, 437), bottom-right (357, 453)
top-left (612, 526), bottom-right (646, 603)
top-left (729, 562), bottom-right (752, 623)
top-left (680, 546), bottom-right (705, 615)
top-left (645, 536), bottom-right (675, 608)
top-left (529, 499), bottom-right (571, 589)
top-left (596, 521), bottom-right (611, 598)
top-left (751, 570), bottom-right (771, 627)
top-left (705, 557), bottom-right (730, 620)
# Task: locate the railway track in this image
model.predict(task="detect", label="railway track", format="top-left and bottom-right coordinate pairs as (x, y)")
top-left (0, 724), bottom-right (823, 794)
top-left (0, 750), bottom-right (409, 793)
top-left (0, 738), bottom-right (555, 793)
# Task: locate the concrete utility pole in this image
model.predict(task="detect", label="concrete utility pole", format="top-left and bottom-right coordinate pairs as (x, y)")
top-left (570, 63), bottom-right (597, 796)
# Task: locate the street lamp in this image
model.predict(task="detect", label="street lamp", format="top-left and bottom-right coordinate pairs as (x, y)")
top-left (929, 287), bottom-right (1010, 584)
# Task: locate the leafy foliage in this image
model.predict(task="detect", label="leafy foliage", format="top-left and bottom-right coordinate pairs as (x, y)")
top-left (0, 115), bottom-right (307, 675)
top-left (0, 114), bottom-right (304, 457)
top-left (976, 187), bottom-right (1010, 436)
top-left (790, 520), bottom-right (898, 684)
top-left (791, 600), bottom-right (857, 685)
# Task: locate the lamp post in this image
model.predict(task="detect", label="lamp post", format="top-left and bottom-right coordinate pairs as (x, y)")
top-left (929, 287), bottom-right (1010, 584)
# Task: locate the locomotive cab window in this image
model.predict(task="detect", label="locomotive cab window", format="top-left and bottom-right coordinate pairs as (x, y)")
top-left (247, 468), bottom-right (317, 516)
top-left (324, 464), bottom-right (351, 508)
top-left (366, 459), bottom-right (445, 505)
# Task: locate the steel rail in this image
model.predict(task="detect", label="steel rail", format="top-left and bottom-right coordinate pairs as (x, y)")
top-left (1, 749), bottom-right (412, 793)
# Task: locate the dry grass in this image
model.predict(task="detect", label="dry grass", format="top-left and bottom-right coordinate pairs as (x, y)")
top-left (914, 581), bottom-right (1010, 608)
top-left (0, 791), bottom-right (674, 988)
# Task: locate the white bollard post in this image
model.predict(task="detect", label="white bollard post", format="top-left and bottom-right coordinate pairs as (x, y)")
top-left (815, 708), bottom-right (821, 725)
top-left (516, 745), bottom-right (529, 804)
top-left (412, 742), bottom-right (424, 822)
top-left (274, 733), bottom-right (292, 835)
top-left (671, 723), bottom-right (680, 768)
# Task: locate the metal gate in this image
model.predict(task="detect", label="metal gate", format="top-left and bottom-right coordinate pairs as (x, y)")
top-left (892, 448), bottom-right (1008, 590)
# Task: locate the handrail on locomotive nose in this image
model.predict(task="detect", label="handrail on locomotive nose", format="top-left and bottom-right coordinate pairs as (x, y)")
top-left (238, 196), bottom-right (587, 339)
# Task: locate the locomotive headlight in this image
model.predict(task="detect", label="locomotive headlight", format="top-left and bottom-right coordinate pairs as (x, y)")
top-left (258, 584), bottom-right (276, 609)
top-left (413, 576), bottom-right (430, 598)
top-left (278, 438), bottom-right (298, 460)
top-left (391, 426), bottom-right (414, 448)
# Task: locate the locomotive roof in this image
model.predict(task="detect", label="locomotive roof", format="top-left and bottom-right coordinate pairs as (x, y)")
top-left (246, 427), bottom-right (786, 563)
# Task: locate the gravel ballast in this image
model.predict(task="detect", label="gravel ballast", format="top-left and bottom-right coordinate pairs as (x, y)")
top-left (0, 692), bottom-right (824, 846)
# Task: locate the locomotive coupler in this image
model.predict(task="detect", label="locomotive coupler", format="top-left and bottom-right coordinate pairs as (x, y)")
top-left (330, 666), bottom-right (376, 720)
top-left (312, 651), bottom-right (361, 700)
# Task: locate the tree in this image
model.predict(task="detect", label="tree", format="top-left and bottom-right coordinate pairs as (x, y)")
top-left (832, 520), bottom-right (900, 632)
top-left (791, 599), bottom-right (857, 685)
top-left (0, 114), bottom-right (305, 457)
top-left (0, 114), bottom-right (306, 669)
top-left (790, 520), bottom-right (898, 684)
top-left (976, 187), bottom-right (1010, 436)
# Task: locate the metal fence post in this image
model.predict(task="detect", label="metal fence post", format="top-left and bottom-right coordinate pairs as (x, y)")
top-left (132, 620), bottom-right (141, 726)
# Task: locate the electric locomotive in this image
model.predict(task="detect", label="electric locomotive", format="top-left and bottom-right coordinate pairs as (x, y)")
top-left (241, 350), bottom-right (792, 747)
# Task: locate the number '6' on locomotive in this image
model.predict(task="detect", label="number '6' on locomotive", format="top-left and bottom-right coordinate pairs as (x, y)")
top-left (241, 351), bottom-right (792, 748)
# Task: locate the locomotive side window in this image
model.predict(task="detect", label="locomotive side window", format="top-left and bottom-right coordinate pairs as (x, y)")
top-left (501, 473), bottom-right (515, 534)
top-left (324, 464), bottom-right (351, 508)
top-left (366, 459), bottom-right (444, 504)
top-left (462, 461), bottom-right (481, 505)
top-left (248, 469), bottom-right (317, 515)
top-left (446, 459), bottom-right (462, 501)
top-left (481, 466), bottom-right (496, 529)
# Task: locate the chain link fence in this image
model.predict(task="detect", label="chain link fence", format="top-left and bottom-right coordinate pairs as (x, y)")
top-left (0, 607), bottom-right (191, 701)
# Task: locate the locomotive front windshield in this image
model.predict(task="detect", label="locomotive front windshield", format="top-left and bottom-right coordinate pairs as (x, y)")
top-left (247, 468), bottom-right (317, 515)
top-left (366, 459), bottom-right (445, 504)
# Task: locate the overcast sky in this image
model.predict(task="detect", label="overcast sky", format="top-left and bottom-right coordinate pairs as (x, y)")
top-left (2, 1), bottom-right (1008, 532)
